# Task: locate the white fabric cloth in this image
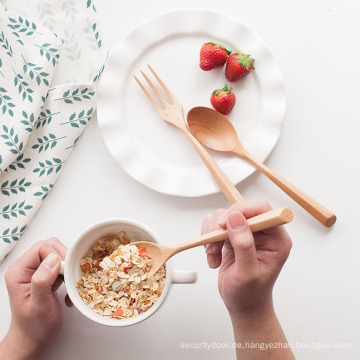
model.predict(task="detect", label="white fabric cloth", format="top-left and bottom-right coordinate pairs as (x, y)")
top-left (0, 0), bottom-right (108, 261)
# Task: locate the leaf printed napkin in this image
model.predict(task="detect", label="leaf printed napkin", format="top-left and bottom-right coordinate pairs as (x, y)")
top-left (0, 0), bottom-right (108, 262)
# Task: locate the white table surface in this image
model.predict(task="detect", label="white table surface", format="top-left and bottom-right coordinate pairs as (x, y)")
top-left (1, 0), bottom-right (359, 359)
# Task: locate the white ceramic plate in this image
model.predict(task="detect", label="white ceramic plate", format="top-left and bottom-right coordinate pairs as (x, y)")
top-left (97, 10), bottom-right (285, 197)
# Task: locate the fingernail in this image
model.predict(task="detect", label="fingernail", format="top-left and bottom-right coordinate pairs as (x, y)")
top-left (43, 253), bottom-right (59, 270)
top-left (228, 212), bottom-right (245, 231)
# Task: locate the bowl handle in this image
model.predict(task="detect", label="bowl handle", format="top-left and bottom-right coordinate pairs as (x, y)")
top-left (171, 269), bottom-right (197, 284)
top-left (60, 261), bottom-right (65, 276)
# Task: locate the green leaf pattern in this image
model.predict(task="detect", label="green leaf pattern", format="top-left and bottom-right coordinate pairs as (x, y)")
top-left (31, 133), bottom-right (66, 153)
top-left (13, 67), bottom-right (35, 102)
top-left (1, 225), bottom-right (27, 244)
top-left (22, 55), bottom-right (50, 86)
top-left (1, 201), bottom-right (33, 219)
top-left (7, 16), bottom-right (42, 46)
top-left (1, 125), bottom-right (24, 155)
top-left (33, 158), bottom-right (64, 177)
top-left (0, 87), bottom-right (15, 116)
top-left (7, 154), bottom-right (32, 171)
top-left (60, 107), bottom-right (94, 128)
top-left (36, 43), bottom-right (61, 67)
top-left (0, 0), bottom-right (108, 261)
top-left (20, 111), bottom-right (36, 133)
top-left (34, 184), bottom-right (53, 201)
top-left (0, 30), bottom-right (13, 57)
top-left (55, 88), bottom-right (95, 104)
top-left (1, 178), bottom-right (32, 196)
top-left (35, 109), bottom-right (60, 129)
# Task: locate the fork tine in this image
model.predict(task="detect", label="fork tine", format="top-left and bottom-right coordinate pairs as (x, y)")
top-left (147, 65), bottom-right (176, 102)
top-left (134, 75), bottom-right (163, 115)
top-left (140, 70), bottom-right (168, 107)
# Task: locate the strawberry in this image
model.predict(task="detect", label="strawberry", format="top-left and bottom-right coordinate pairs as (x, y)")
top-left (225, 52), bottom-right (255, 82)
top-left (200, 42), bottom-right (231, 71)
top-left (210, 84), bottom-right (236, 115)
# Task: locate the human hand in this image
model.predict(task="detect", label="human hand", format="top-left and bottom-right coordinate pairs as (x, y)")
top-left (202, 200), bottom-right (292, 318)
top-left (1, 238), bottom-right (71, 360)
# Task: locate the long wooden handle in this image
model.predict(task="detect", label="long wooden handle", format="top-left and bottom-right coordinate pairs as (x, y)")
top-left (182, 128), bottom-right (245, 204)
top-left (243, 152), bottom-right (336, 227)
top-left (170, 207), bottom-right (293, 255)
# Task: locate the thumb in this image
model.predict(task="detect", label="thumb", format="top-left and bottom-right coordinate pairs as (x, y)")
top-left (226, 212), bottom-right (257, 271)
top-left (31, 253), bottom-right (61, 303)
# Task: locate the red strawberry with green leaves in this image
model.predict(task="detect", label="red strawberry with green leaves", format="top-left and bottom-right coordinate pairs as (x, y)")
top-left (210, 84), bottom-right (236, 115)
top-left (225, 52), bottom-right (255, 82)
top-left (200, 42), bottom-right (231, 71)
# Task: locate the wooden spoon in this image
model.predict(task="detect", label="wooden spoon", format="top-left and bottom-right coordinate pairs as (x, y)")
top-left (187, 106), bottom-right (336, 228)
top-left (135, 207), bottom-right (293, 277)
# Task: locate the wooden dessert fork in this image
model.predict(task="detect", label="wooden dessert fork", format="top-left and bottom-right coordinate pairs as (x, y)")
top-left (134, 65), bottom-right (244, 204)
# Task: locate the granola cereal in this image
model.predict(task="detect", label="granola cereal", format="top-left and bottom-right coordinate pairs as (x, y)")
top-left (76, 232), bottom-right (166, 319)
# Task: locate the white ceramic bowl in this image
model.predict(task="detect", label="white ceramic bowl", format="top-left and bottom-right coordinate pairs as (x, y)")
top-left (60, 218), bottom-right (197, 326)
